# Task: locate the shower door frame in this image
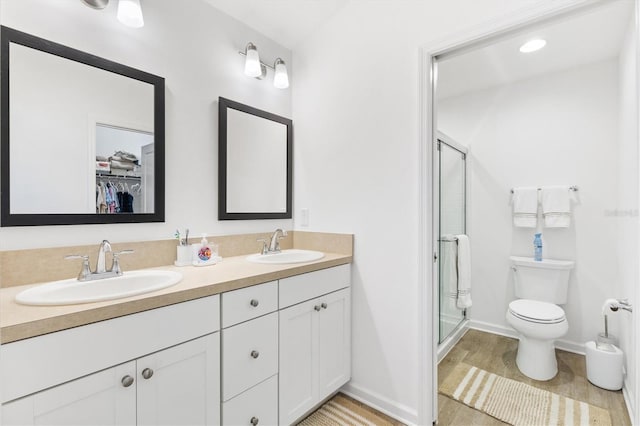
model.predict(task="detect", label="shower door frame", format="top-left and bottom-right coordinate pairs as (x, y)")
top-left (434, 132), bottom-right (468, 346)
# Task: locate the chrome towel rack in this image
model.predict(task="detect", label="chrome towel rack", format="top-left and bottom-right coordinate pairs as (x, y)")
top-left (510, 185), bottom-right (578, 194)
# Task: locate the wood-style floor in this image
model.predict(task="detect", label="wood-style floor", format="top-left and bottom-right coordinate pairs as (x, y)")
top-left (437, 329), bottom-right (631, 426)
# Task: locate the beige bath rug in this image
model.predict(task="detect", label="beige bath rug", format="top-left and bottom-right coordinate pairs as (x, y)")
top-left (440, 362), bottom-right (611, 426)
top-left (298, 393), bottom-right (398, 426)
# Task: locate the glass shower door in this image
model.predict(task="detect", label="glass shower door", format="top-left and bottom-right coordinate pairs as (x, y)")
top-left (438, 138), bottom-right (467, 344)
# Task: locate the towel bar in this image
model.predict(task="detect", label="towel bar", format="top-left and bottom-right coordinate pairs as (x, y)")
top-left (510, 185), bottom-right (578, 194)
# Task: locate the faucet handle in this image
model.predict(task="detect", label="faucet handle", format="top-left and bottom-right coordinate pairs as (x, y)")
top-left (111, 250), bottom-right (134, 275)
top-left (65, 255), bottom-right (91, 281)
top-left (257, 239), bottom-right (269, 255)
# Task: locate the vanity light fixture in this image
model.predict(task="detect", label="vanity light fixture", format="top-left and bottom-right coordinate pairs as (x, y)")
top-left (519, 39), bottom-right (546, 53)
top-left (239, 42), bottom-right (290, 89)
top-left (244, 43), bottom-right (264, 78)
top-left (273, 58), bottom-right (289, 89)
top-left (81, 0), bottom-right (144, 28)
top-left (81, 0), bottom-right (110, 9)
top-left (117, 0), bottom-right (144, 28)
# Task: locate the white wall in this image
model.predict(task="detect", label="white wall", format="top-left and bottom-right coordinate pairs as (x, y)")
top-left (290, 0), bottom-right (560, 422)
top-left (438, 60), bottom-right (620, 348)
top-left (0, 0), bottom-right (292, 248)
top-left (616, 13), bottom-right (638, 417)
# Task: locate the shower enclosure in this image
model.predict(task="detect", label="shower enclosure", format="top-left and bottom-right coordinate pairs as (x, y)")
top-left (436, 133), bottom-right (467, 344)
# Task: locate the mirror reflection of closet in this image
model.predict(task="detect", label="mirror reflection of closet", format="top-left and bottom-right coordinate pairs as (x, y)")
top-left (94, 124), bottom-right (154, 214)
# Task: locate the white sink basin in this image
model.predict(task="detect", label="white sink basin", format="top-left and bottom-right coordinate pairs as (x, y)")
top-left (15, 270), bottom-right (183, 306)
top-left (246, 249), bottom-right (325, 264)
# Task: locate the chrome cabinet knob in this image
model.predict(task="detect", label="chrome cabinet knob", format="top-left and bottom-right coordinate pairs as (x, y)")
top-left (121, 375), bottom-right (134, 387)
top-left (314, 305), bottom-right (321, 312)
top-left (250, 350), bottom-right (260, 359)
top-left (250, 416), bottom-right (259, 425)
top-left (321, 303), bottom-right (328, 309)
top-left (250, 299), bottom-right (259, 307)
top-left (141, 368), bottom-right (154, 379)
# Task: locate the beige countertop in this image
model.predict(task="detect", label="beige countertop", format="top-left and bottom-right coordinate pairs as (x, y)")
top-left (0, 252), bottom-right (352, 344)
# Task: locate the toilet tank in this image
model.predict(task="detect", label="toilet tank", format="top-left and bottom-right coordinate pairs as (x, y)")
top-left (510, 256), bottom-right (574, 304)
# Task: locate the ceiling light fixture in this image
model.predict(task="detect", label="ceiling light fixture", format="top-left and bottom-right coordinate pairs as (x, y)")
top-left (519, 39), bottom-right (546, 53)
top-left (117, 0), bottom-right (145, 28)
top-left (239, 42), bottom-right (290, 89)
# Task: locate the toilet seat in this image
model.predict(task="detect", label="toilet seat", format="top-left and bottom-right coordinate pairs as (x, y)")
top-left (508, 299), bottom-right (565, 324)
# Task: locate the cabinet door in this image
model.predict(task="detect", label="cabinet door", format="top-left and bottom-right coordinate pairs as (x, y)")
top-left (279, 299), bottom-right (318, 425)
top-left (317, 288), bottom-right (351, 397)
top-left (137, 333), bottom-right (220, 426)
top-left (2, 361), bottom-right (136, 426)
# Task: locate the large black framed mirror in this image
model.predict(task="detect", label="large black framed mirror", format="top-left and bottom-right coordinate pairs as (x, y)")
top-left (218, 97), bottom-right (292, 220)
top-left (1, 26), bottom-right (165, 226)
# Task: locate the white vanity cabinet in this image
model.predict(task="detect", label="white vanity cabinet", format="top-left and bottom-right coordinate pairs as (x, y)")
top-left (1, 295), bottom-right (221, 426)
top-left (2, 361), bottom-right (137, 426)
top-left (221, 281), bottom-right (279, 426)
top-left (1, 263), bottom-right (352, 426)
top-left (279, 265), bottom-right (351, 425)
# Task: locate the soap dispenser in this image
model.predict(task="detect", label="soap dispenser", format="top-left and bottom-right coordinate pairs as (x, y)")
top-left (533, 233), bottom-right (543, 261)
top-left (198, 235), bottom-right (212, 261)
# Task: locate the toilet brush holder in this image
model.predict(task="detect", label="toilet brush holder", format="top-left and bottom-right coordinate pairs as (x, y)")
top-left (585, 341), bottom-right (623, 390)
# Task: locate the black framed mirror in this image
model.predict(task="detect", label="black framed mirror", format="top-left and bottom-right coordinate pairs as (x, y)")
top-left (0, 26), bottom-right (165, 226)
top-left (218, 97), bottom-right (292, 220)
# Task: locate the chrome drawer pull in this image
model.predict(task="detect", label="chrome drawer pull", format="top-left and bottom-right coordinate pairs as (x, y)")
top-left (251, 350), bottom-right (260, 359)
top-left (250, 417), bottom-right (259, 425)
top-left (314, 305), bottom-right (321, 312)
top-left (121, 375), bottom-right (134, 387)
top-left (141, 368), bottom-right (154, 380)
top-left (321, 303), bottom-right (328, 309)
top-left (250, 299), bottom-right (259, 307)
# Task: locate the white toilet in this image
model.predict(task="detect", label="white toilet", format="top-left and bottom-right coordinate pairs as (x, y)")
top-left (506, 256), bottom-right (574, 381)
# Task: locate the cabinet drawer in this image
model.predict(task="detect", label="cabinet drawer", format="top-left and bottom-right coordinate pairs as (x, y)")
top-left (222, 312), bottom-right (278, 401)
top-left (222, 375), bottom-right (278, 426)
top-left (222, 281), bottom-right (278, 328)
top-left (279, 264), bottom-right (351, 308)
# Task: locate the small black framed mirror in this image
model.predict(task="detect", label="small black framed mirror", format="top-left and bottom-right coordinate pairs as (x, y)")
top-left (1, 26), bottom-right (165, 226)
top-left (218, 97), bottom-right (293, 220)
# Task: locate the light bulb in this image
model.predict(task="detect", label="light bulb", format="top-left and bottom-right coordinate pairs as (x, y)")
top-left (273, 58), bottom-right (289, 89)
top-left (244, 43), bottom-right (262, 78)
top-left (519, 39), bottom-right (546, 53)
top-left (117, 0), bottom-right (144, 28)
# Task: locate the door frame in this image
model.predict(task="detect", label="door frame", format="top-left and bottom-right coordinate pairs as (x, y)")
top-left (415, 0), bottom-right (637, 424)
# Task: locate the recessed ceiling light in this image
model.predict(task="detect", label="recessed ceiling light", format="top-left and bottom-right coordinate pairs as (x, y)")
top-left (519, 39), bottom-right (546, 53)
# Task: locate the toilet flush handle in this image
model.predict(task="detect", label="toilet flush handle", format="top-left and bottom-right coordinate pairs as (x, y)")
top-left (511, 266), bottom-right (517, 272)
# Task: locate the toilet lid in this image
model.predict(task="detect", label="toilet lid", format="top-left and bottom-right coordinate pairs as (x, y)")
top-left (509, 299), bottom-right (565, 324)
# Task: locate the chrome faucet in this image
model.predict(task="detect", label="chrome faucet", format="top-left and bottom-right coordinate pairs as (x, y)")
top-left (610, 299), bottom-right (633, 313)
top-left (268, 229), bottom-right (287, 252)
top-left (65, 240), bottom-right (133, 281)
top-left (256, 229), bottom-right (288, 255)
top-left (96, 240), bottom-right (112, 273)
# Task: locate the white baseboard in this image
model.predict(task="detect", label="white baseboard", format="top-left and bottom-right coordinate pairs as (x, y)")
top-left (340, 382), bottom-right (418, 425)
top-left (468, 319), bottom-right (586, 355)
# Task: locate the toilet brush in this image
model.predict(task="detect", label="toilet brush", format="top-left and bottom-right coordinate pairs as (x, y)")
top-left (597, 314), bottom-right (618, 350)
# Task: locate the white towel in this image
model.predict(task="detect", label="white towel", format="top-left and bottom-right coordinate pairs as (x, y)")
top-left (541, 186), bottom-right (572, 228)
top-left (512, 187), bottom-right (538, 228)
top-left (441, 235), bottom-right (458, 310)
top-left (455, 234), bottom-right (472, 309)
